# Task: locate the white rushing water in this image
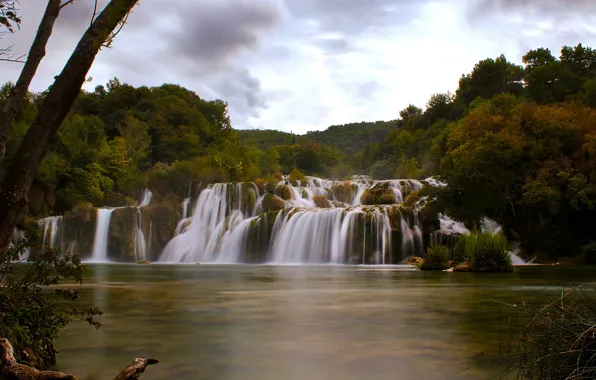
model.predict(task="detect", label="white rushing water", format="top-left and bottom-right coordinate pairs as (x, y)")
top-left (139, 189), bottom-right (153, 207)
top-left (90, 209), bottom-right (115, 263)
top-left (159, 177), bottom-right (425, 264)
top-left (38, 216), bottom-right (62, 254)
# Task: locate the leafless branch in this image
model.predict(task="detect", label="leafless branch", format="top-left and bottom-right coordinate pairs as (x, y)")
top-left (91, 0), bottom-right (98, 26)
top-left (59, 0), bottom-right (75, 9)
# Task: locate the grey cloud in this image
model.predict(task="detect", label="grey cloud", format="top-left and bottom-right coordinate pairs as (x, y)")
top-left (284, 0), bottom-right (431, 34)
top-left (209, 68), bottom-right (268, 119)
top-left (167, 0), bottom-right (281, 63)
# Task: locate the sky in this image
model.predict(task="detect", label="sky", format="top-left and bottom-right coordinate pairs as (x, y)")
top-left (1, 0), bottom-right (596, 134)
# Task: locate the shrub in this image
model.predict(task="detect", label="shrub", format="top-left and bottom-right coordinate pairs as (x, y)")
top-left (289, 168), bottom-right (305, 184)
top-left (420, 245), bottom-right (449, 270)
top-left (0, 238), bottom-right (101, 369)
top-left (502, 286), bottom-right (596, 379)
top-left (456, 231), bottom-right (513, 272)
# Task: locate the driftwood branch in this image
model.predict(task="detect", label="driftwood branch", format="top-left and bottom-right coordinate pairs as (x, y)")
top-left (0, 338), bottom-right (158, 380)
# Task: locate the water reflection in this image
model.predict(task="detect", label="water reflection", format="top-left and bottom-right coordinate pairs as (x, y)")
top-left (55, 265), bottom-right (592, 380)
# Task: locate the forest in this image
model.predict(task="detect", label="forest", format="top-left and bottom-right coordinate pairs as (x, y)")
top-left (1, 43), bottom-right (596, 262)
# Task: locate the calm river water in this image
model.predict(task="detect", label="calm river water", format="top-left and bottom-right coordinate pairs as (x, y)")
top-left (54, 264), bottom-right (594, 380)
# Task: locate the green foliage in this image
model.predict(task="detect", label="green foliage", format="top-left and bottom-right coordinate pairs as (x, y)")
top-left (0, 239), bottom-right (101, 369)
top-left (0, 1), bottom-right (20, 33)
top-left (455, 232), bottom-right (513, 272)
top-left (394, 156), bottom-right (422, 179)
top-left (455, 54), bottom-right (524, 106)
top-left (330, 163), bottom-right (353, 180)
top-left (370, 159), bottom-right (396, 180)
top-left (289, 168), bottom-right (305, 183)
top-left (420, 245), bottom-right (449, 270)
top-left (503, 287), bottom-right (596, 379)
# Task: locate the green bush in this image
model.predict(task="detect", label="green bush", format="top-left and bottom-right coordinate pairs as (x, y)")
top-left (0, 238), bottom-right (102, 369)
top-left (420, 245), bottom-right (449, 270)
top-left (456, 231), bottom-right (513, 272)
top-left (502, 286), bottom-right (596, 379)
top-left (289, 168), bottom-right (305, 184)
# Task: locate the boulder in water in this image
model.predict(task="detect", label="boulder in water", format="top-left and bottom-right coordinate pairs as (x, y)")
top-left (312, 195), bottom-right (330, 208)
top-left (262, 194), bottom-right (285, 211)
top-left (404, 256), bottom-right (423, 265)
top-left (360, 183), bottom-right (397, 205)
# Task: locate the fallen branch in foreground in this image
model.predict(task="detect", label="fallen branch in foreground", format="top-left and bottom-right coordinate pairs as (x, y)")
top-left (0, 338), bottom-right (158, 380)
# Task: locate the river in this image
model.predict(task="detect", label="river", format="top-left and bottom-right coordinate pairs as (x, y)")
top-left (54, 264), bottom-right (594, 379)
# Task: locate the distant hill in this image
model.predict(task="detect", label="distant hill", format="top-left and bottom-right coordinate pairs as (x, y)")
top-left (304, 121), bottom-right (396, 155)
top-left (236, 120), bottom-right (396, 155)
top-left (236, 129), bottom-right (296, 150)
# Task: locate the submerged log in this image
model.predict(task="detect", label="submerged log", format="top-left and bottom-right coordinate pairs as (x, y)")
top-left (0, 338), bottom-right (158, 380)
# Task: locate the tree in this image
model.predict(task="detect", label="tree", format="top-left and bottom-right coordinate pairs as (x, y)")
top-left (0, 0), bottom-right (20, 58)
top-left (399, 104), bottom-right (423, 121)
top-left (0, 0), bottom-right (62, 165)
top-left (455, 54), bottom-right (524, 105)
top-left (0, 0), bottom-right (140, 255)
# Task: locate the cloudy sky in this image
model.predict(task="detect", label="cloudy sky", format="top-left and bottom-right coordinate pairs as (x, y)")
top-left (1, 0), bottom-right (596, 133)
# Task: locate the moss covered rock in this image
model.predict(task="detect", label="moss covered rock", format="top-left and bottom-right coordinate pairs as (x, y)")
top-left (312, 195), bottom-right (331, 208)
top-left (360, 183), bottom-right (397, 205)
top-left (262, 194), bottom-right (285, 211)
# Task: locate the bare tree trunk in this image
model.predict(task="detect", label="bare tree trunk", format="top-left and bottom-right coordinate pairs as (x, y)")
top-left (0, 0), bottom-right (61, 165)
top-left (0, 0), bottom-right (140, 255)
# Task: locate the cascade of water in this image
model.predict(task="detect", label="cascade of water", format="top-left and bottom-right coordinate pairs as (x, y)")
top-left (269, 208), bottom-right (348, 263)
top-left (134, 208), bottom-right (147, 262)
top-left (370, 208), bottom-right (392, 264)
top-left (90, 209), bottom-right (114, 263)
top-left (182, 198), bottom-right (190, 219)
top-left (9, 228), bottom-right (30, 261)
top-left (159, 183), bottom-right (255, 263)
top-left (37, 216), bottom-right (62, 253)
top-left (139, 189), bottom-right (153, 207)
top-left (480, 217), bottom-right (502, 235)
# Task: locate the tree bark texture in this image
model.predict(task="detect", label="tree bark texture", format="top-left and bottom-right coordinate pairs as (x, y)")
top-left (0, 0), bottom-right (140, 255)
top-left (0, 338), bottom-right (158, 380)
top-left (0, 0), bottom-right (61, 165)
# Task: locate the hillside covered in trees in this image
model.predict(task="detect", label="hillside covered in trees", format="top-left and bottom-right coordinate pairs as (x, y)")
top-left (2, 43), bottom-right (595, 261)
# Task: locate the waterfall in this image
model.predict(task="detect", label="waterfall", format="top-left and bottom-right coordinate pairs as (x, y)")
top-left (157, 176), bottom-right (431, 264)
top-left (139, 189), bottom-right (152, 207)
top-left (134, 208), bottom-right (147, 262)
top-left (9, 228), bottom-right (30, 261)
top-left (90, 209), bottom-right (114, 263)
top-left (38, 216), bottom-right (62, 253)
top-left (160, 183), bottom-right (259, 263)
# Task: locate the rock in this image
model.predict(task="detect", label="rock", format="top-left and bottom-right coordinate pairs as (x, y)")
top-left (404, 190), bottom-right (420, 206)
top-left (404, 256), bottom-right (423, 265)
top-left (453, 263), bottom-right (471, 272)
top-left (262, 194), bottom-right (285, 211)
top-left (360, 183), bottom-right (397, 205)
top-left (136, 260), bottom-right (150, 264)
top-left (280, 185), bottom-right (293, 201)
top-left (312, 195), bottom-right (330, 208)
